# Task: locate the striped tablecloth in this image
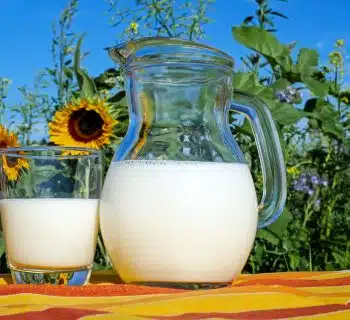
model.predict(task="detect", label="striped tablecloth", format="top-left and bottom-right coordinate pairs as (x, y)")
top-left (0, 270), bottom-right (349, 319)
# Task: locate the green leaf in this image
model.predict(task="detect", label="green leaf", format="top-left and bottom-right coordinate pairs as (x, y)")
top-left (253, 242), bottom-right (264, 261)
top-left (10, 165), bottom-right (59, 198)
top-left (74, 34), bottom-right (97, 98)
top-left (270, 78), bottom-right (291, 90)
top-left (64, 59), bottom-right (72, 66)
top-left (332, 251), bottom-right (346, 265)
top-left (257, 229), bottom-right (280, 246)
top-left (304, 99), bottom-right (345, 140)
top-left (74, 34), bottom-right (85, 71)
top-left (339, 90), bottom-right (350, 105)
top-left (77, 69), bottom-right (97, 98)
top-left (297, 48), bottom-right (319, 75)
top-left (45, 68), bottom-right (56, 76)
top-left (108, 90), bottom-right (129, 135)
top-left (233, 72), bottom-right (274, 99)
top-left (94, 68), bottom-right (120, 90)
top-left (107, 90), bottom-right (126, 104)
top-left (31, 165), bottom-right (59, 182)
top-left (271, 103), bottom-right (307, 125)
top-left (267, 208), bottom-right (292, 237)
top-left (289, 252), bottom-right (300, 270)
top-left (232, 26), bottom-right (292, 71)
top-left (243, 16), bottom-right (254, 24)
top-left (231, 117), bottom-right (253, 138)
top-left (233, 72), bottom-right (260, 91)
top-left (302, 76), bottom-right (328, 97)
top-left (270, 11), bottom-right (288, 19)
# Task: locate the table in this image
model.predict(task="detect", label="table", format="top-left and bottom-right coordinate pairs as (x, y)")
top-left (0, 271), bottom-right (349, 319)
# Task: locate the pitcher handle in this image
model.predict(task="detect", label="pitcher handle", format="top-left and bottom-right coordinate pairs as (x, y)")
top-left (231, 90), bottom-right (287, 229)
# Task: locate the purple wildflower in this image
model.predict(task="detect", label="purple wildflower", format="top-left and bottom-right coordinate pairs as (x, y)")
top-left (307, 188), bottom-right (315, 196)
top-left (293, 179), bottom-right (306, 191)
top-left (293, 173), bottom-right (328, 196)
top-left (275, 86), bottom-right (298, 104)
top-left (300, 173), bottom-right (307, 184)
top-left (320, 178), bottom-right (328, 187)
top-left (311, 175), bottom-right (320, 185)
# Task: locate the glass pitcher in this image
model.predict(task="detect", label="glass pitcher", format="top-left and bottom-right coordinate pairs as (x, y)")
top-left (100, 37), bottom-right (286, 289)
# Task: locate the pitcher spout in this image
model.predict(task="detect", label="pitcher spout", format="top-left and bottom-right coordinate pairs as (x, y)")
top-left (108, 42), bottom-right (136, 67)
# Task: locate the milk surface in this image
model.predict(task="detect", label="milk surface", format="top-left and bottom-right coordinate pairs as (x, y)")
top-left (0, 198), bottom-right (99, 269)
top-left (100, 160), bottom-right (258, 283)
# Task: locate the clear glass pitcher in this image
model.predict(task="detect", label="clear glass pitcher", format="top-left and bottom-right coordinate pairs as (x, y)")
top-left (100, 37), bottom-right (286, 289)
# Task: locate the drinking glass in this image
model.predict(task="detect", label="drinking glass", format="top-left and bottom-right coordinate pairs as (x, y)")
top-left (0, 146), bottom-right (102, 285)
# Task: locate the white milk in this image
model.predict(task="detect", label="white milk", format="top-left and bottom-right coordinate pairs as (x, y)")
top-left (100, 160), bottom-right (258, 284)
top-left (0, 198), bottom-right (99, 269)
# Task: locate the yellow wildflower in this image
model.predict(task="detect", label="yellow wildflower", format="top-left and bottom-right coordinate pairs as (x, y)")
top-left (336, 39), bottom-right (345, 48)
top-left (130, 22), bottom-right (139, 34)
top-left (329, 51), bottom-right (343, 67)
top-left (341, 96), bottom-right (350, 104)
top-left (287, 166), bottom-right (300, 176)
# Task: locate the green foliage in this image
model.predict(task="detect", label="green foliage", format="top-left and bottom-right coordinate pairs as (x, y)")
top-left (107, 0), bottom-right (215, 41)
top-left (73, 34), bottom-right (97, 99)
top-left (243, 0), bottom-right (288, 32)
top-left (8, 72), bottom-right (53, 144)
top-left (296, 48), bottom-right (319, 75)
top-left (8, 164), bottom-right (58, 198)
top-left (233, 26), bottom-right (292, 71)
top-left (46, 0), bottom-right (80, 107)
top-left (0, 78), bottom-right (12, 124)
top-left (232, 24), bottom-right (345, 141)
top-left (234, 1), bottom-right (350, 273)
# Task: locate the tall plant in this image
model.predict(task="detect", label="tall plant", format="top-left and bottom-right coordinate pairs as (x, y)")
top-left (0, 78), bottom-right (12, 125)
top-left (46, 0), bottom-right (80, 109)
top-left (107, 0), bottom-right (215, 40)
top-left (9, 72), bottom-right (52, 145)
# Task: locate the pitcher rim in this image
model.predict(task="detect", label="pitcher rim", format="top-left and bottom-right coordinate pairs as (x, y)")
top-left (108, 36), bottom-right (234, 69)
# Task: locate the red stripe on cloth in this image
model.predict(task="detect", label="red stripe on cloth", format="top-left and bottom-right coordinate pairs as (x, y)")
top-left (145, 303), bottom-right (350, 319)
top-left (0, 284), bottom-right (186, 297)
top-left (0, 307), bottom-right (108, 320)
top-left (232, 276), bottom-right (350, 287)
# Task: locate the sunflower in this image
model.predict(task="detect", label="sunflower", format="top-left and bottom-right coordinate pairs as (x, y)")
top-left (48, 98), bottom-right (117, 150)
top-left (0, 125), bottom-right (29, 181)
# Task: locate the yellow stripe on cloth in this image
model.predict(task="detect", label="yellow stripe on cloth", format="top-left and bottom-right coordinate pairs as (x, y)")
top-left (0, 270), bottom-right (348, 319)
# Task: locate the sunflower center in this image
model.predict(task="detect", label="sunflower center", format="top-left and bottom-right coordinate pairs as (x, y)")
top-left (7, 158), bottom-right (19, 168)
top-left (1, 154), bottom-right (19, 168)
top-left (68, 109), bottom-right (104, 142)
top-left (0, 141), bottom-right (18, 168)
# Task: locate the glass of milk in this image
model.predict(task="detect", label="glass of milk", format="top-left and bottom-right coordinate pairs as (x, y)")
top-left (0, 146), bottom-right (102, 285)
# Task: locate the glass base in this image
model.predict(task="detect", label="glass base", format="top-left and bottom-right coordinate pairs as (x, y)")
top-left (10, 265), bottom-right (92, 285)
top-left (130, 281), bottom-right (231, 290)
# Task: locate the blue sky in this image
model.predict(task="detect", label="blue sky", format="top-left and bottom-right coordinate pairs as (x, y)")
top-left (0, 0), bottom-right (349, 128)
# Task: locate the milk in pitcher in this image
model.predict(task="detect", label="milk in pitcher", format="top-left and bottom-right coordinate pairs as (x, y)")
top-left (100, 160), bottom-right (258, 284)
